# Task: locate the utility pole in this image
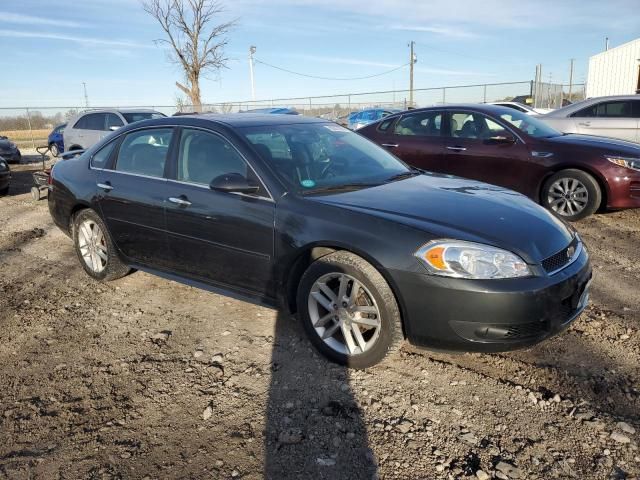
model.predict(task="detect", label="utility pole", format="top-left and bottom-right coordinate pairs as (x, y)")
top-left (82, 82), bottom-right (89, 108)
top-left (249, 46), bottom-right (257, 101)
top-left (605, 37), bottom-right (609, 51)
top-left (408, 41), bottom-right (416, 107)
top-left (568, 58), bottom-right (574, 103)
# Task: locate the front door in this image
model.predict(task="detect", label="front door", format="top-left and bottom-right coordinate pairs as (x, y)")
top-left (95, 127), bottom-right (174, 267)
top-left (164, 127), bottom-right (275, 298)
top-left (572, 100), bottom-right (639, 142)
top-left (442, 111), bottom-right (534, 196)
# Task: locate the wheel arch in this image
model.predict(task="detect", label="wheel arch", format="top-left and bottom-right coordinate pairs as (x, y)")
top-left (538, 164), bottom-right (609, 210)
top-left (283, 242), bottom-right (408, 338)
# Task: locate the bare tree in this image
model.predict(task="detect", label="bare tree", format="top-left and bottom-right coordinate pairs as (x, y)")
top-left (143, 0), bottom-right (236, 111)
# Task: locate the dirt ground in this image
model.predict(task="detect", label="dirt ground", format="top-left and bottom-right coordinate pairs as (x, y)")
top-left (1, 157), bottom-right (638, 480)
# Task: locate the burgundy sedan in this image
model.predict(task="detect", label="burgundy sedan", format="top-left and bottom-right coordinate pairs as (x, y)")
top-left (359, 105), bottom-right (640, 221)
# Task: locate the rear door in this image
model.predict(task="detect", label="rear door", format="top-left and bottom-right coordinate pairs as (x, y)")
top-left (377, 110), bottom-right (446, 172)
top-left (164, 127), bottom-right (275, 297)
top-left (95, 127), bottom-right (174, 267)
top-left (571, 100), bottom-right (637, 141)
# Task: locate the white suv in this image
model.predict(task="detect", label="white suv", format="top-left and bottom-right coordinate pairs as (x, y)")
top-left (63, 109), bottom-right (166, 152)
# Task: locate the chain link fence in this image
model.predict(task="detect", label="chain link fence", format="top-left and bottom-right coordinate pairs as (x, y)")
top-left (0, 81), bottom-right (586, 149)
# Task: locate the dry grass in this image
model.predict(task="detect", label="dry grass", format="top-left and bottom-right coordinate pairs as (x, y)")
top-left (1, 129), bottom-right (50, 141)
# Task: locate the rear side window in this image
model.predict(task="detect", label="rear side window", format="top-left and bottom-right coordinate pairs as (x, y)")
top-left (573, 101), bottom-right (633, 118)
top-left (105, 113), bottom-right (124, 130)
top-left (394, 111), bottom-right (442, 136)
top-left (378, 118), bottom-right (395, 132)
top-left (122, 112), bottom-right (165, 123)
top-left (74, 113), bottom-right (106, 130)
top-left (115, 128), bottom-right (173, 178)
top-left (91, 141), bottom-right (117, 169)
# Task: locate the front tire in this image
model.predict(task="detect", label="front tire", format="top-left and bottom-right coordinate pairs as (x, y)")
top-left (542, 169), bottom-right (601, 221)
top-left (297, 251), bottom-right (403, 369)
top-left (73, 209), bottom-right (131, 281)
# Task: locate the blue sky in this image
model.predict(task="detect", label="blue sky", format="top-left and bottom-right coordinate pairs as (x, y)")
top-left (1, 0), bottom-right (639, 108)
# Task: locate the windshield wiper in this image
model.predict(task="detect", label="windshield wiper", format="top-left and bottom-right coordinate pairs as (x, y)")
top-left (384, 169), bottom-right (422, 183)
top-left (302, 182), bottom-right (381, 195)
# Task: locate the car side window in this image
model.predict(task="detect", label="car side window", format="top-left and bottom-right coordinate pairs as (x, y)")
top-left (91, 141), bottom-right (117, 169)
top-left (115, 128), bottom-right (173, 178)
top-left (105, 113), bottom-right (124, 131)
top-left (394, 111), bottom-right (442, 136)
top-left (448, 112), bottom-right (506, 140)
top-left (378, 118), bottom-right (395, 132)
top-left (178, 129), bottom-right (265, 196)
top-left (573, 101), bottom-right (633, 118)
top-left (86, 113), bottom-right (106, 130)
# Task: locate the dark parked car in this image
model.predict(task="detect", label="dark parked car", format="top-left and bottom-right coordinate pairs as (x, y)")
top-left (0, 136), bottom-right (21, 164)
top-left (359, 104), bottom-right (640, 221)
top-left (48, 123), bottom-right (66, 157)
top-left (0, 156), bottom-right (11, 195)
top-left (48, 114), bottom-right (591, 368)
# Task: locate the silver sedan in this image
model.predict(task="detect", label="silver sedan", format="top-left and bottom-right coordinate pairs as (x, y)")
top-left (536, 95), bottom-right (640, 142)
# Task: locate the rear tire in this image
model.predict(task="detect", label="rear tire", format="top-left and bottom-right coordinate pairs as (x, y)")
top-left (296, 251), bottom-right (403, 369)
top-left (72, 209), bottom-right (131, 281)
top-left (542, 169), bottom-right (601, 221)
top-left (49, 143), bottom-right (59, 157)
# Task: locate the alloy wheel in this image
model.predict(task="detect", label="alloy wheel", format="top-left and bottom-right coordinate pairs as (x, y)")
top-left (77, 220), bottom-right (108, 273)
top-left (307, 273), bottom-right (381, 356)
top-left (547, 178), bottom-right (589, 217)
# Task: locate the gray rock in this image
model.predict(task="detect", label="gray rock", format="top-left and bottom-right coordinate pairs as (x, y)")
top-left (616, 422), bottom-right (636, 435)
top-left (395, 421), bottom-right (413, 434)
top-left (317, 457), bottom-right (336, 467)
top-left (610, 432), bottom-right (631, 444)
top-left (460, 432), bottom-right (478, 445)
top-left (278, 428), bottom-right (303, 444)
top-left (202, 404), bottom-right (213, 420)
top-left (476, 470), bottom-right (490, 480)
top-left (495, 460), bottom-right (523, 479)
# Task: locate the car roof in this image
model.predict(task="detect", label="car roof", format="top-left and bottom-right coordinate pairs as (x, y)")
top-left (79, 108), bottom-right (160, 114)
top-left (387, 104), bottom-right (516, 116)
top-left (542, 95), bottom-right (640, 117)
top-left (184, 113), bottom-right (329, 127)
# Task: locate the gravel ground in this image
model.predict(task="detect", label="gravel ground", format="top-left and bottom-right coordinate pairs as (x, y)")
top-left (1, 159), bottom-right (639, 480)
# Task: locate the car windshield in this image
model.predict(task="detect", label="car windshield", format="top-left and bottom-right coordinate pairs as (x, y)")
top-left (497, 109), bottom-right (561, 138)
top-left (241, 123), bottom-right (412, 194)
top-left (122, 112), bottom-right (166, 123)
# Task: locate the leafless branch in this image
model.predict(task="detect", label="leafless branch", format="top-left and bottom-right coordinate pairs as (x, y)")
top-left (142, 0), bottom-right (237, 109)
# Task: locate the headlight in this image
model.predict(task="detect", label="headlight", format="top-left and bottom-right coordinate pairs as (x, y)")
top-left (415, 240), bottom-right (531, 279)
top-left (0, 160), bottom-right (6, 170)
top-left (606, 155), bottom-right (640, 171)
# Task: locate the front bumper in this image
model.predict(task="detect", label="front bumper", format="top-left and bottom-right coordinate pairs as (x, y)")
top-left (390, 247), bottom-right (592, 352)
top-left (0, 171), bottom-right (10, 190)
top-left (0, 151), bottom-right (21, 163)
top-left (605, 166), bottom-right (640, 209)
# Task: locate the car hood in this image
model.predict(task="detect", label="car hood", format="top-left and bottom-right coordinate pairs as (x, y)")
top-left (545, 134), bottom-right (640, 155)
top-left (309, 173), bottom-right (574, 263)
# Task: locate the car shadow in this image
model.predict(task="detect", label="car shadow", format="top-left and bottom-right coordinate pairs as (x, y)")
top-left (4, 167), bottom-right (43, 197)
top-left (264, 309), bottom-right (378, 479)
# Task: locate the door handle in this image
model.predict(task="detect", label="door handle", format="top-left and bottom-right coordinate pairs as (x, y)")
top-left (168, 196), bottom-right (192, 207)
top-left (381, 143), bottom-right (399, 148)
top-left (446, 146), bottom-right (467, 152)
top-left (97, 182), bottom-right (113, 191)
top-left (578, 121), bottom-right (591, 126)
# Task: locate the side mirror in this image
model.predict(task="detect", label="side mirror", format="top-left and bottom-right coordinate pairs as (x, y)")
top-left (485, 134), bottom-right (516, 145)
top-left (210, 173), bottom-right (260, 195)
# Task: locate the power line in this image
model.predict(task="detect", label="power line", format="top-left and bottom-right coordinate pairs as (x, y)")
top-left (253, 58), bottom-right (409, 81)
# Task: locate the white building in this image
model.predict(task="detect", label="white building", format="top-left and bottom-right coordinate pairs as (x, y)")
top-left (586, 37), bottom-right (640, 98)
